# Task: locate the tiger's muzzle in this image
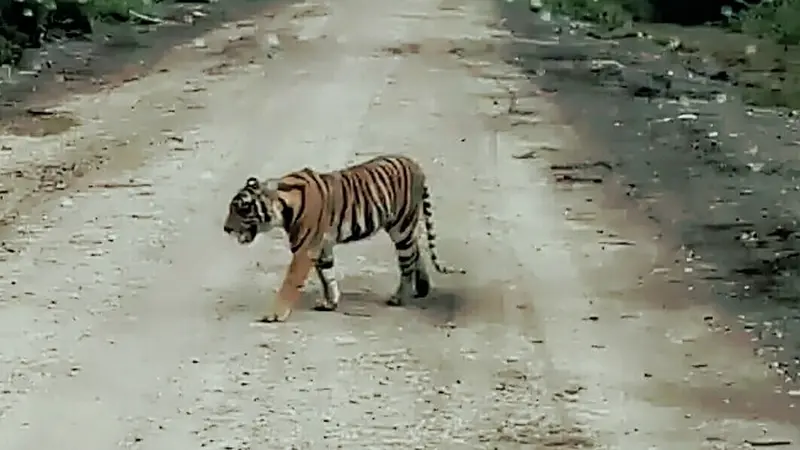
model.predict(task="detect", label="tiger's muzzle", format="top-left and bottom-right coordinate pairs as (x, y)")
top-left (223, 214), bottom-right (259, 245)
top-left (225, 224), bottom-right (257, 244)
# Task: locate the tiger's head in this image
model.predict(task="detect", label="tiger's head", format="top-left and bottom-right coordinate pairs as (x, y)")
top-left (223, 177), bottom-right (283, 245)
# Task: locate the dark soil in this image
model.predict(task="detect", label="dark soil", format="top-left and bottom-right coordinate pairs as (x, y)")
top-left (637, 23), bottom-right (800, 109)
top-left (501, 3), bottom-right (800, 380)
top-left (0, 0), bottom-right (281, 124)
top-left (645, 0), bottom-right (756, 26)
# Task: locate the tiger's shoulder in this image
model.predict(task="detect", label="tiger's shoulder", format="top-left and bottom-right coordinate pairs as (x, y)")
top-left (274, 166), bottom-right (324, 189)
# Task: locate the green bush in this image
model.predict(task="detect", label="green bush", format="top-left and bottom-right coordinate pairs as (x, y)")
top-left (734, 0), bottom-right (800, 45)
top-left (539, 0), bottom-right (800, 109)
top-left (543, 0), bottom-right (800, 46)
top-left (0, 0), bottom-right (162, 65)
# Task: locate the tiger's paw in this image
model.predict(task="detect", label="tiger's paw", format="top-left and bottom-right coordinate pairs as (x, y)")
top-left (388, 283), bottom-right (413, 307)
top-left (313, 298), bottom-right (339, 312)
top-left (257, 306), bottom-right (292, 323)
top-left (414, 274), bottom-right (431, 298)
top-left (386, 296), bottom-right (404, 307)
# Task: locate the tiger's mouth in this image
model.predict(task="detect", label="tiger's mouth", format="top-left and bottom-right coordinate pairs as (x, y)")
top-left (236, 224), bottom-right (258, 244)
top-left (225, 223), bottom-right (258, 245)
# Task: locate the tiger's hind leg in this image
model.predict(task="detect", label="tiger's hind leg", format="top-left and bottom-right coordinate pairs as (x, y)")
top-left (387, 227), bottom-right (427, 306)
top-left (414, 258), bottom-right (431, 298)
top-left (313, 241), bottom-right (341, 311)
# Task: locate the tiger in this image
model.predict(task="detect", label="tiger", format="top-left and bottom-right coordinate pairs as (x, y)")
top-left (222, 153), bottom-right (465, 323)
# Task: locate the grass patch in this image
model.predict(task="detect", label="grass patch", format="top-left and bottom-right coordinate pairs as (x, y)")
top-left (538, 0), bottom-right (800, 110)
top-left (541, 0), bottom-right (637, 29)
top-left (733, 0), bottom-right (800, 46)
top-left (82, 0), bottom-right (161, 22)
top-left (684, 0), bottom-right (800, 109)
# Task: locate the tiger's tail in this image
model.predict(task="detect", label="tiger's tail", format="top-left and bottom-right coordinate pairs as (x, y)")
top-left (421, 184), bottom-right (466, 274)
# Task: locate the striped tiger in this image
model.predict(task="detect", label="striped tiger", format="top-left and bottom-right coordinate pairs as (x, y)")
top-left (223, 153), bottom-right (465, 323)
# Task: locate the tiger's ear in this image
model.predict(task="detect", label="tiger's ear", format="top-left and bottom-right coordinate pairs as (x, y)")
top-left (245, 177), bottom-right (260, 189)
top-left (263, 178), bottom-right (281, 192)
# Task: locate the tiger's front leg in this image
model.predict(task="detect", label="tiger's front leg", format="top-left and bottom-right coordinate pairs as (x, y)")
top-left (313, 242), bottom-right (341, 311)
top-left (261, 251), bottom-right (314, 323)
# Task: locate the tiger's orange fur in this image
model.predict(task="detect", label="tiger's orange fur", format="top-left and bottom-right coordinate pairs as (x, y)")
top-left (223, 154), bottom-right (464, 322)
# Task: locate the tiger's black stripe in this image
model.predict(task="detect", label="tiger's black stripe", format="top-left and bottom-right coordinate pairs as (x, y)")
top-left (224, 154), bottom-right (466, 278)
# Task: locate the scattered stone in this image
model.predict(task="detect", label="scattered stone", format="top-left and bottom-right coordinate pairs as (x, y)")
top-left (512, 149), bottom-right (537, 159)
top-left (334, 336), bottom-right (358, 345)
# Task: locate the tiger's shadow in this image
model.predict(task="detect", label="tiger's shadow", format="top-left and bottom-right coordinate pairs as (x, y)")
top-left (215, 280), bottom-right (468, 325)
top-left (305, 287), bottom-right (467, 325)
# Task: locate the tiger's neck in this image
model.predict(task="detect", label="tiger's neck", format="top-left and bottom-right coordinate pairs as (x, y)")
top-left (273, 185), bottom-right (305, 233)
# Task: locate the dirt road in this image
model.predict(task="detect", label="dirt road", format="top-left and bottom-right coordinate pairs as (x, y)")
top-left (0, 0), bottom-right (798, 448)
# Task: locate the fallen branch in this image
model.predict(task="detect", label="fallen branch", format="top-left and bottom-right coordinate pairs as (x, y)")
top-left (598, 240), bottom-right (635, 246)
top-left (88, 181), bottom-right (153, 189)
top-left (744, 438), bottom-right (793, 447)
top-left (554, 174), bottom-right (604, 184)
top-left (25, 107), bottom-right (59, 117)
top-left (512, 150), bottom-right (537, 160)
top-left (128, 9), bottom-right (165, 25)
top-left (342, 311), bottom-right (371, 318)
top-left (550, 161), bottom-right (613, 171)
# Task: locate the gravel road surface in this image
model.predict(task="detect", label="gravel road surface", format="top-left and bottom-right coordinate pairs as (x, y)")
top-left (0, 0), bottom-right (798, 448)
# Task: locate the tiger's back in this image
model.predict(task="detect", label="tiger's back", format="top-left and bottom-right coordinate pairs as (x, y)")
top-left (279, 154), bottom-right (427, 250)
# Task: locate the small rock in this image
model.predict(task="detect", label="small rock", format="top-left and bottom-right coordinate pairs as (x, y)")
top-left (334, 336), bottom-right (357, 345)
top-left (265, 33), bottom-right (280, 48)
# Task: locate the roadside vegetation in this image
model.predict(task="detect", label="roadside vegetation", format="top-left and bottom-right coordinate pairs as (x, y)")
top-left (541, 0), bottom-right (800, 109)
top-left (0, 0), bottom-right (163, 66)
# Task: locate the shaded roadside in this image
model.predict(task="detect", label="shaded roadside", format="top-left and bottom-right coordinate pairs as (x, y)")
top-left (499, 2), bottom-right (800, 382)
top-left (0, 0), bottom-right (282, 122)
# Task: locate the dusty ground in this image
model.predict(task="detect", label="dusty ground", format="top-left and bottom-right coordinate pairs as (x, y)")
top-left (0, 0), bottom-right (798, 448)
